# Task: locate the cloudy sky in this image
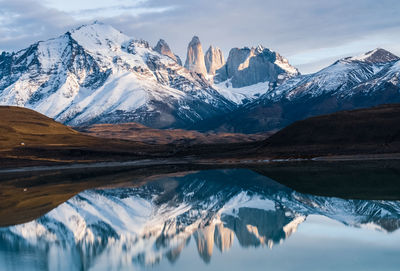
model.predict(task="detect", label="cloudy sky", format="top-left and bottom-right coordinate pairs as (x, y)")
top-left (1, 0), bottom-right (399, 73)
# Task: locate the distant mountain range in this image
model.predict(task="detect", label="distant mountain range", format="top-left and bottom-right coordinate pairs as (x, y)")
top-left (1, 22), bottom-right (399, 132)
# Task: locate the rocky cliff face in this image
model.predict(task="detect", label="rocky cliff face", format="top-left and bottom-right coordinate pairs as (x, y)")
top-left (214, 45), bottom-right (299, 88)
top-left (184, 36), bottom-right (208, 76)
top-left (153, 39), bottom-right (182, 65)
top-left (204, 46), bottom-right (225, 75)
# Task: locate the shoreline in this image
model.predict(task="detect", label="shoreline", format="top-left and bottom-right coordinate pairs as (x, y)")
top-left (1, 152), bottom-right (400, 174)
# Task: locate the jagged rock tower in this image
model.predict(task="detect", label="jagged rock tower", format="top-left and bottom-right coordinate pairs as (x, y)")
top-left (204, 46), bottom-right (225, 75)
top-left (184, 36), bottom-right (207, 76)
top-left (153, 39), bottom-right (182, 65)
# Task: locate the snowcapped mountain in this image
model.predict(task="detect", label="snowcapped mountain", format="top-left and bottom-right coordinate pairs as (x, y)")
top-left (0, 22), bottom-right (234, 128)
top-left (1, 22), bottom-right (399, 133)
top-left (1, 169), bottom-right (399, 270)
top-left (180, 35), bottom-right (299, 105)
top-left (195, 48), bottom-right (400, 133)
top-left (264, 48), bottom-right (399, 101)
top-left (212, 45), bottom-right (299, 104)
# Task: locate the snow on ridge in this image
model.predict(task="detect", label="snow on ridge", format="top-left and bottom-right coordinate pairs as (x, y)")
top-left (36, 34), bottom-right (72, 71)
top-left (274, 54), bottom-right (299, 75)
top-left (345, 48), bottom-right (399, 64)
top-left (6, 183), bottom-right (400, 244)
top-left (56, 71), bottom-right (150, 125)
top-left (220, 191), bottom-right (275, 217)
top-left (389, 59), bottom-right (400, 72)
top-left (349, 48), bottom-right (383, 62)
top-left (213, 80), bottom-right (270, 105)
top-left (263, 52), bottom-right (397, 102)
top-left (222, 47), bottom-right (398, 105)
top-left (70, 22), bottom-right (131, 52)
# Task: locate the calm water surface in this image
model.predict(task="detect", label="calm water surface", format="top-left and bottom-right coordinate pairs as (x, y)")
top-left (1, 169), bottom-right (400, 270)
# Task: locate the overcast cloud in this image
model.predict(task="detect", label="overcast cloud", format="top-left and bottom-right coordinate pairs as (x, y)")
top-left (0, 0), bottom-right (399, 73)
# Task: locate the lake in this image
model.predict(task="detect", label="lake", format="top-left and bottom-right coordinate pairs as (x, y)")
top-left (1, 168), bottom-right (400, 270)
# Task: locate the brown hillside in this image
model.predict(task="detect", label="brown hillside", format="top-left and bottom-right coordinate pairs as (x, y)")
top-left (0, 106), bottom-right (268, 168)
top-left (79, 123), bottom-right (268, 145)
top-left (0, 106), bottom-right (98, 150)
top-left (0, 106), bottom-right (173, 167)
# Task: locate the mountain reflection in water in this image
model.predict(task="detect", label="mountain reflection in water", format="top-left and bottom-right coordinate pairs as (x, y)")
top-left (1, 169), bottom-right (400, 271)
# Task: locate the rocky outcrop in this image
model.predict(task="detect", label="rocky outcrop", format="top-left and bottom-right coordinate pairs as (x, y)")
top-left (153, 39), bottom-right (182, 65)
top-left (204, 46), bottom-right (225, 75)
top-left (184, 36), bottom-right (207, 76)
top-left (215, 45), bottom-right (299, 88)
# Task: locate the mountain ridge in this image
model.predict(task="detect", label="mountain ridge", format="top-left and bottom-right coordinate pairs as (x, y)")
top-left (0, 22), bottom-right (234, 129)
top-left (1, 22), bottom-right (399, 133)
top-left (195, 48), bottom-right (400, 133)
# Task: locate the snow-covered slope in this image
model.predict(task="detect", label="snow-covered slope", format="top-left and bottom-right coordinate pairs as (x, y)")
top-left (213, 80), bottom-right (270, 105)
top-left (0, 22), bottom-right (234, 128)
top-left (195, 48), bottom-right (400, 133)
top-left (1, 169), bottom-right (400, 269)
top-left (264, 48), bottom-right (399, 101)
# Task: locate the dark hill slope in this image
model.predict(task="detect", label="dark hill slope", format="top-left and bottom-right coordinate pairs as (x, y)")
top-left (260, 104), bottom-right (400, 157)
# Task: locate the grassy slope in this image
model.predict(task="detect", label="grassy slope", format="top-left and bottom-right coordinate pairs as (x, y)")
top-left (0, 106), bottom-right (91, 149)
top-left (0, 106), bottom-right (177, 166)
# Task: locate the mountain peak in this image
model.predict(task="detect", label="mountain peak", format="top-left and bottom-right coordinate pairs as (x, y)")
top-left (92, 20), bottom-right (104, 25)
top-left (155, 38), bottom-right (168, 47)
top-left (185, 36), bottom-right (207, 75)
top-left (70, 21), bottom-right (125, 38)
top-left (347, 48), bottom-right (399, 63)
top-left (71, 21), bottom-right (108, 32)
top-left (255, 44), bottom-right (265, 53)
top-left (68, 22), bottom-right (129, 52)
top-left (189, 36), bottom-right (201, 45)
top-left (205, 46), bottom-right (225, 75)
top-left (154, 39), bottom-right (182, 65)
top-left (154, 39), bottom-right (171, 54)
